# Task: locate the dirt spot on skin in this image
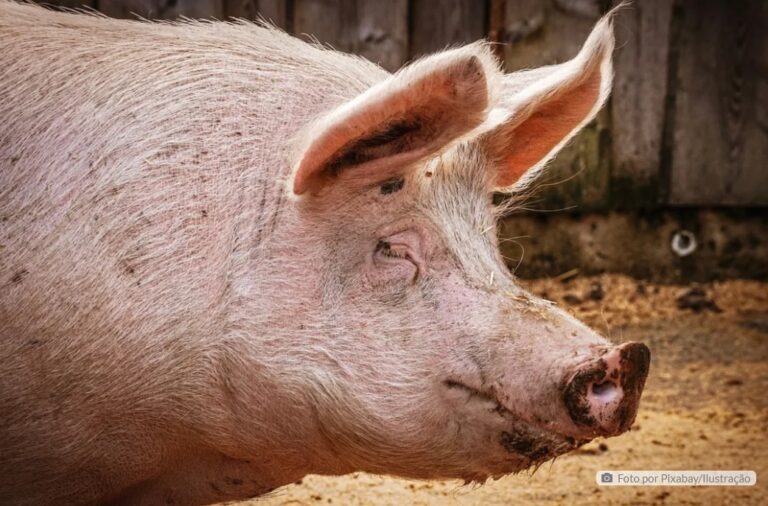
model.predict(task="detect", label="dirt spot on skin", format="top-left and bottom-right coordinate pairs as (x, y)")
top-left (380, 178), bottom-right (405, 195)
top-left (500, 430), bottom-right (550, 461)
top-left (232, 275), bottom-right (767, 506)
top-left (10, 269), bottom-right (28, 284)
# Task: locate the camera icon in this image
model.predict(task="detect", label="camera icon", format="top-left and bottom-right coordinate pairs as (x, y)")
top-left (600, 472), bottom-right (613, 483)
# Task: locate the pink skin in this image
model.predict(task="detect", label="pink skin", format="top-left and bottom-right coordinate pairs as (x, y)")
top-left (0, 4), bottom-right (649, 505)
top-left (265, 150), bottom-right (652, 484)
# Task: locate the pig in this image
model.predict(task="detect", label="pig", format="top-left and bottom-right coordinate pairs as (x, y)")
top-left (0, 1), bottom-right (650, 505)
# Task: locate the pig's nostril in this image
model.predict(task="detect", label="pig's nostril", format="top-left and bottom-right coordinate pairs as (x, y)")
top-left (591, 380), bottom-right (619, 403)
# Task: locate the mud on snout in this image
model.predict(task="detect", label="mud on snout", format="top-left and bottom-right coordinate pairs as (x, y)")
top-left (499, 341), bottom-right (650, 470)
top-left (562, 342), bottom-right (651, 438)
top-left (446, 341), bottom-right (651, 476)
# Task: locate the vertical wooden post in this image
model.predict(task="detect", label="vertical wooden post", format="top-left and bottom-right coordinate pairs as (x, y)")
top-left (488, 0), bottom-right (507, 65)
top-left (610, 0), bottom-right (673, 208)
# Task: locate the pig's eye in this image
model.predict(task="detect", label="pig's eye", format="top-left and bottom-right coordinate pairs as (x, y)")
top-left (371, 236), bottom-right (420, 283)
top-left (375, 240), bottom-right (409, 259)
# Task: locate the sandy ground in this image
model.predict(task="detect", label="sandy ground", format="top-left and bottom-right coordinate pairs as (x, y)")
top-left (234, 275), bottom-right (768, 506)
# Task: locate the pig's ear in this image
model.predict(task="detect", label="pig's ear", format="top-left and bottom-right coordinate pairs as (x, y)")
top-left (482, 14), bottom-right (615, 190)
top-left (292, 46), bottom-right (500, 195)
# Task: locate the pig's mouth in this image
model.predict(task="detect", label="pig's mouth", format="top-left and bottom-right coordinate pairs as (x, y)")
top-left (441, 342), bottom-right (649, 477)
top-left (442, 380), bottom-right (588, 470)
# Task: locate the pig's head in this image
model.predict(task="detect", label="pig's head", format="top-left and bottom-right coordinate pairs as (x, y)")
top-left (259, 13), bottom-right (649, 484)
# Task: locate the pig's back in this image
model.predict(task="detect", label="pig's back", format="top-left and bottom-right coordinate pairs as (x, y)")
top-left (1, 2), bottom-right (256, 350)
top-left (0, 0), bottom-right (386, 337)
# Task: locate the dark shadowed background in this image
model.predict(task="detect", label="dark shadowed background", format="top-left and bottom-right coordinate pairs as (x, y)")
top-left (35, 0), bottom-right (768, 282)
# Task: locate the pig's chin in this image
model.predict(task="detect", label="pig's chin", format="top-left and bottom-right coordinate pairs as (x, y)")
top-left (441, 380), bottom-right (589, 479)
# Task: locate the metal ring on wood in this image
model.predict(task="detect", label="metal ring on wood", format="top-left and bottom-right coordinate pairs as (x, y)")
top-left (671, 230), bottom-right (697, 257)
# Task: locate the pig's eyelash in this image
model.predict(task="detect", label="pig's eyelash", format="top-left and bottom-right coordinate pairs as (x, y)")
top-left (375, 240), bottom-right (410, 260)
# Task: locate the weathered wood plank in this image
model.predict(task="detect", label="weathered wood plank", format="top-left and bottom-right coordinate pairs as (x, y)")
top-left (351, 0), bottom-right (408, 71)
top-left (610, 0), bottom-right (672, 207)
top-left (669, 0), bottom-right (768, 206)
top-left (503, 0), bottom-right (610, 210)
top-left (503, 0), bottom-right (601, 70)
top-left (224, 0), bottom-right (288, 30)
top-left (99, 0), bottom-right (224, 20)
top-left (409, 0), bottom-right (487, 59)
top-left (293, 0), bottom-right (338, 46)
top-left (293, 0), bottom-right (408, 72)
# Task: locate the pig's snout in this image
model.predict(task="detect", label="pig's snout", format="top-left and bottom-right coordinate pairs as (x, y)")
top-left (563, 342), bottom-right (650, 437)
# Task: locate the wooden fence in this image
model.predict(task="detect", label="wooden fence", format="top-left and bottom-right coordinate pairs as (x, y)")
top-left (32, 1), bottom-right (768, 208)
